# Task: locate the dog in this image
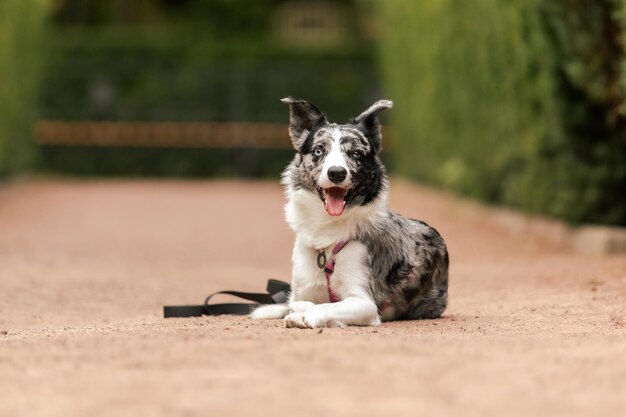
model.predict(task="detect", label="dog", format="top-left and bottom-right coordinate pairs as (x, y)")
top-left (251, 97), bottom-right (449, 328)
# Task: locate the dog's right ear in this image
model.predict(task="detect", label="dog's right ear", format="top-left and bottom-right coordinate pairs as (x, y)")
top-left (281, 97), bottom-right (327, 150)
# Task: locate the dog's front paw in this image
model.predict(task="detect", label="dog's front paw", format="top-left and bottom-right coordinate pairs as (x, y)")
top-left (284, 309), bottom-right (327, 329)
top-left (284, 312), bottom-right (310, 328)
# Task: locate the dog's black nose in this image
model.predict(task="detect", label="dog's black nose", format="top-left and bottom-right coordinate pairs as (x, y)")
top-left (327, 166), bottom-right (347, 183)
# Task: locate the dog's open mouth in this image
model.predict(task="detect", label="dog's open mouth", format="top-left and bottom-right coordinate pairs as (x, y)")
top-left (320, 187), bottom-right (348, 216)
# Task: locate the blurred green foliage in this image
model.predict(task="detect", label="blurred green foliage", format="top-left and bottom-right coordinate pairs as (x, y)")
top-left (0, 0), bottom-right (45, 176)
top-left (379, 0), bottom-right (626, 225)
top-left (42, 0), bottom-right (377, 123)
top-left (40, 27), bottom-right (376, 122)
top-left (52, 0), bottom-right (278, 35)
top-left (37, 0), bottom-right (379, 177)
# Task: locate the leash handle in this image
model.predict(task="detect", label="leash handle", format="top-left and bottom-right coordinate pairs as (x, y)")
top-left (163, 279), bottom-right (290, 318)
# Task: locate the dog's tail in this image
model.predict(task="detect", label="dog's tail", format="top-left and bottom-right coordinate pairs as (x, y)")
top-left (250, 304), bottom-right (290, 320)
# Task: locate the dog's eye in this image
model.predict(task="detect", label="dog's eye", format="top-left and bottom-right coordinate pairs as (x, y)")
top-left (313, 147), bottom-right (324, 157)
top-left (351, 150), bottom-right (364, 159)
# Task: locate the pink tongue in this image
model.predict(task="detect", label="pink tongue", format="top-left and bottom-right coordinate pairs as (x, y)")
top-left (324, 188), bottom-right (347, 216)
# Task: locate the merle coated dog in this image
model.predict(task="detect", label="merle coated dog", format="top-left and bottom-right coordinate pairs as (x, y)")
top-left (251, 97), bottom-right (449, 328)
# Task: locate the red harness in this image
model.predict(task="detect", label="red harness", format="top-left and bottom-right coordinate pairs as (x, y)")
top-left (317, 241), bottom-right (349, 303)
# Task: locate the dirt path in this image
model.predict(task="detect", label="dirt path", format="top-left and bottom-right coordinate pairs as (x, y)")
top-left (0, 179), bottom-right (625, 417)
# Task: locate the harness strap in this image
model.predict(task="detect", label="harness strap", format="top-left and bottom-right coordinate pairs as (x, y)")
top-left (319, 240), bottom-right (349, 303)
top-left (163, 278), bottom-right (290, 318)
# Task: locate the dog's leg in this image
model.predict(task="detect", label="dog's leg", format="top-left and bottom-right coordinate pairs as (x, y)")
top-left (285, 242), bottom-right (380, 328)
top-left (251, 237), bottom-right (327, 321)
top-left (285, 241), bottom-right (381, 328)
top-left (251, 295), bottom-right (316, 321)
top-left (289, 300), bottom-right (316, 312)
top-left (285, 297), bottom-right (380, 328)
top-left (250, 304), bottom-right (290, 320)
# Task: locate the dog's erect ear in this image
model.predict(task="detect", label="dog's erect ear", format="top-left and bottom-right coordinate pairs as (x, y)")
top-left (281, 97), bottom-right (327, 151)
top-left (352, 99), bottom-right (393, 154)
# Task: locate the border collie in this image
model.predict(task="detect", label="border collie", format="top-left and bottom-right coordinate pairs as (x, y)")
top-left (252, 97), bottom-right (449, 328)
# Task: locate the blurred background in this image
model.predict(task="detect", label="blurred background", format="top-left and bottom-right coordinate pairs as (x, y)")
top-left (1, 0), bottom-right (625, 226)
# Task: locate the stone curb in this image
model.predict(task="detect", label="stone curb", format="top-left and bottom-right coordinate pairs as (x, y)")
top-left (487, 206), bottom-right (626, 255)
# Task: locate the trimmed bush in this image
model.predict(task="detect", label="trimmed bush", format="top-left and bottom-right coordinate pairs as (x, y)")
top-left (0, 0), bottom-right (45, 176)
top-left (40, 29), bottom-right (378, 123)
top-left (37, 1), bottom-right (380, 177)
top-left (378, 0), bottom-right (626, 225)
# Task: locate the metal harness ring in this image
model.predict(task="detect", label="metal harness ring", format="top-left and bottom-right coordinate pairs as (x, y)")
top-left (317, 250), bottom-right (327, 269)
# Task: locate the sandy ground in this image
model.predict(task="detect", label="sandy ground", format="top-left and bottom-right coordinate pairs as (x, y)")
top-left (0, 178), bottom-right (625, 417)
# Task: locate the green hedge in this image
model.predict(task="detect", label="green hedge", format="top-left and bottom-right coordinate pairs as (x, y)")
top-left (41, 28), bottom-right (377, 123)
top-left (379, 0), bottom-right (626, 225)
top-left (37, 23), bottom-right (380, 177)
top-left (0, 0), bottom-right (45, 176)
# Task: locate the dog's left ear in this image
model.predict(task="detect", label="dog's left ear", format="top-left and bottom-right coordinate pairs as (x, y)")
top-left (281, 97), bottom-right (327, 151)
top-left (352, 99), bottom-right (393, 154)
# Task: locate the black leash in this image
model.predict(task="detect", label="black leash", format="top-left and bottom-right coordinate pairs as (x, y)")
top-left (163, 279), bottom-right (290, 318)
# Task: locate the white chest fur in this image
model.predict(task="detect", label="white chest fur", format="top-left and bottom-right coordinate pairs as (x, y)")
top-left (284, 188), bottom-right (387, 249)
top-left (290, 236), bottom-right (373, 304)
